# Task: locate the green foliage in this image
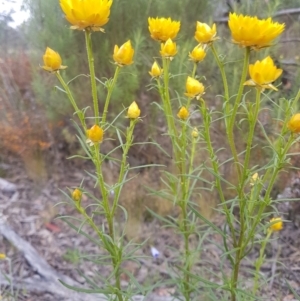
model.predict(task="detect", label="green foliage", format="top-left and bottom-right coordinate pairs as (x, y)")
top-left (62, 248), bottom-right (81, 264)
top-left (10, 1), bottom-right (300, 299)
top-left (22, 0), bottom-right (213, 122)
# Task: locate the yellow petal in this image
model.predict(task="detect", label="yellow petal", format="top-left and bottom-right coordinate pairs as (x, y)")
top-left (127, 101), bottom-right (141, 119)
top-left (60, 0), bottom-right (112, 30)
top-left (86, 125), bottom-right (104, 143)
top-left (288, 113), bottom-right (300, 133)
top-left (113, 40), bottom-right (134, 66)
top-left (160, 38), bottom-right (177, 58)
top-left (228, 13), bottom-right (284, 49)
top-left (244, 56), bottom-right (282, 91)
top-left (148, 17), bottom-right (180, 42)
top-left (177, 106), bottom-right (189, 120)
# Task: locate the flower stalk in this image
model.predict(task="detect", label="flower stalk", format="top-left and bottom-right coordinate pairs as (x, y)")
top-left (102, 66), bottom-right (121, 125)
top-left (85, 30), bottom-right (100, 124)
top-left (56, 72), bottom-right (86, 130)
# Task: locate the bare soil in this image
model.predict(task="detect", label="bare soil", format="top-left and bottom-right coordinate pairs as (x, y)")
top-left (1, 152), bottom-right (300, 301)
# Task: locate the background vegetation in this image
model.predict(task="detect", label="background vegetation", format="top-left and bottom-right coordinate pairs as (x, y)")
top-left (1, 0), bottom-right (300, 201)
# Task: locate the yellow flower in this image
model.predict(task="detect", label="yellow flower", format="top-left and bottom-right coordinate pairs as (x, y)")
top-left (185, 77), bottom-right (205, 99)
top-left (86, 125), bottom-right (104, 145)
top-left (72, 188), bottom-right (82, 202)
top-left (250, 173), bottom-right (259, 186)
top-left (288, 113), bottom-right (300, 133)
top-left (244, 56), bottom-right (282, 91)
top-left (42, 47), bottom-right (67, 72)
top-left (113, 40), bottom-right (134, 66)
top-left (191, 127), bottom-right (199, 139)
top-left (127, 101), bottom-right (141, 119)
top-left (59, 0), bottom-right (112, 31)
top-left (189, 45), bottom-right (206, 63)
top-left (177, 106), bottom-right (189, 120)
top-left (149, 61), bottom-right (163, 78)
top-left (160, 38), bottom-right (177, 59)
top-left (228, 13), bottom-right (285, 50)
top-left (269, 217), bottom-right (283, 232)
top-left (148, 17), bottom-right (180, 42)
top-left (0, 253), bottom-right (6, 260)
top-left (194, 22), bottom-right (217, 44)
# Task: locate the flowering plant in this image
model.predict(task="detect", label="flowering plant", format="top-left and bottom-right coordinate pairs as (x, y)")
top-left (41, 2), bottom-right (300, 300)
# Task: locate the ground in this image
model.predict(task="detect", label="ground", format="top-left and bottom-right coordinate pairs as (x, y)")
top-left (1, 153), bottom-right (300, 301)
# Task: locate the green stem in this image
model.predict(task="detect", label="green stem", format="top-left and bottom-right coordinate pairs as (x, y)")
top-left (253, 230), bottom-right (272, 295)
top-left (211, 44), bottom-right (229, 103)
top-left (242, 134), bottom-right (295, 255)
top-left (232, 90), bottom-right (261, 292)
top-left (191, 62), bottom-right (197, 78)
top-left (228, 47), bottom-right (251, 179)
top-left (162, 57), bottom-right (179, 164)
top-left (111, 118), bottom-right (137, 216)
top-left (81, 207), bottom-right (123, 301)
top-left (56, 72), bottom-right (86, 130)
top-left (200, 98), bottom-right (236, 247)
top-left (102, 66), bottom-right (121, 125)
top-left (241, 84), bottom-right (261, 185)
top-left (187, 135), bottom-right (196, 192)
top-left (263, 134), bottom-right (295, 202)
top-left (93, 142), bottom-right (124, 301)
top-left (179, 119), bottom-right (191, 301)
top-left (85, 30), bottom-right (99, 124)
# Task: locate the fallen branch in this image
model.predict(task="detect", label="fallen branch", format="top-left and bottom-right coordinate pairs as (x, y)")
top-left (0, 178), bottom-right (16, 193)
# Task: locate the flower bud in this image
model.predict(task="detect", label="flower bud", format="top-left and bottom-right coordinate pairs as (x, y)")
top-left (177, 106), bottom-right (189, 120)
top-left (288, 113), bottom-right (300, 133)
top-left (195, 22), bottom-right (217, 44)
top-left (191, 127), bottom-right (199, 139)
top-left (189, 45), bottom-right (206, 63)
top-left (72, 188), bottom-right (82, 202)
top-left (86, 125), bottom-right (104, 145)
top-left (149, 61), bottom-right (163, 77)
top-left (244, 56), bottom-right (282, 91)
top-left (269, 217), bottom-right (283, 232)
top-left (113, 40), bottom-right (134, 66)
top-left (160, 38), bottom-right (177, 59)
top-left (42, 47), bottom-right (67, 72)
top-left (185, 76), bottom-right (205, 99)
top-left (250, 173), bottom-right (259, 186)
top-left (127, 101), bottom-right (141, 119)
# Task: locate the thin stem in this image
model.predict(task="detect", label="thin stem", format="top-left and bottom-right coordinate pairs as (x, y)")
top-left (191, 62), bottom-right (197, 78)
top-left (85, 30), bottom-right (99, 124)
top-left (111, 118), bottom-right (137, 216)
top-left (253, 230), bottom-right (272, 295)
top-left (187, 136), bottom-right (196, 192)
top-left (230, 87), bottom-right (260, 301)
top-left (242, 89), bottom-right (261, 182)
top-left (263, 134), bottom-right (295, 202)
top-left (199, 98), bottom-right (236, 247)
top-left (179, 120), bottom-right (191, 301)
top-left (211, 44), bottom-right (229, 103)
top-left (56, 72), bottom-right (86, 130)
top-left (81, 207), bottom-right (123, 301)
top-left (102, 66), bottom-right (121, 125)
top-left (162, 57), bottom-right (179, 164)
top-left (228, 47), bottom-right (251, 179)
top-left (93, 142), bottom-right (124, 301)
